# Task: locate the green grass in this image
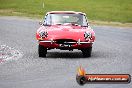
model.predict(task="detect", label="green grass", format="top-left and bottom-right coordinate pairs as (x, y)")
top-left (0, 0), bottom-right (132, 23)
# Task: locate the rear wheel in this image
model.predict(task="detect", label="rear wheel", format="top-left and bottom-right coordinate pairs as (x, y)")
top-left (38, 44), bottom-right (47, 57)
top-left (81, 47), bottom-right (92, 57)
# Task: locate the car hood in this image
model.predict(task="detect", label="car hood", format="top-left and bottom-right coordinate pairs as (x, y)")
top-left (38, 25), bottom-right (92, 41)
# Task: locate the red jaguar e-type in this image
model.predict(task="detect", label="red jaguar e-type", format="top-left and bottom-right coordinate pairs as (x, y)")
top-left (36, 11), bottom-right (95, 57)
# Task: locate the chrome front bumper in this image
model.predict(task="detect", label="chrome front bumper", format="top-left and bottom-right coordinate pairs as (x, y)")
top-left (38, 39), bottom-right (94, 45)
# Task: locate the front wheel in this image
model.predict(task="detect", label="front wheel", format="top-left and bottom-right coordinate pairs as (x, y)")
top-left (81, 47), bottom-right (92, 57)
top-left (38, 44), bottom-right (47, 57)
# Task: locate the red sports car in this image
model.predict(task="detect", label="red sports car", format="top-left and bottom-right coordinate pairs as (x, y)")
top-left (36, 11), bottom-right (95, 57)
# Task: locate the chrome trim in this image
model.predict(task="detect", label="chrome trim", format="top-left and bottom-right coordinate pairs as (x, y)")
top-left (51, 39), bottom-right (53, 44)
top-left (39, 40), bottom-right (93, 44)
top-left (78, 39), bottom-right (80, 45)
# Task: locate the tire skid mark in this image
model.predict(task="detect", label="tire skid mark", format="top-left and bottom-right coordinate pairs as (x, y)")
top-left (0, 44), bottom-right (23, 64)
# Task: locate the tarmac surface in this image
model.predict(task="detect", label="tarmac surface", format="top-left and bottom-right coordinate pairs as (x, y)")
top-left (0, 16), bottom-right (132, 88)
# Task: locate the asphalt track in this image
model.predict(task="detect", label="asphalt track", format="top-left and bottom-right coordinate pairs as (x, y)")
top-left (0, 16), bottom-right (132, 88)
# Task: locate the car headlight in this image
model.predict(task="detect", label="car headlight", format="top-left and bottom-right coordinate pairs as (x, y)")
top-left (39, 31), bottom-right (48, 38)
top-left (84, 31), bottom-right (92, 40)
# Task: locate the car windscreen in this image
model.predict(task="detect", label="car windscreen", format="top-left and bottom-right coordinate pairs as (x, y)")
top-left (45, 13), bottom-right (88, 26)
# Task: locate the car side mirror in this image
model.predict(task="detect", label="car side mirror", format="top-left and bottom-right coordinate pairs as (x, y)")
top-left (39, 21), bottom-right (43, 25)
top-left (39, 21), bottom-right (50, 26)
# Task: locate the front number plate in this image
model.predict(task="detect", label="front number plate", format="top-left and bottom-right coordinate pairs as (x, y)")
top-left (59, 44), bottom-right (70, 47)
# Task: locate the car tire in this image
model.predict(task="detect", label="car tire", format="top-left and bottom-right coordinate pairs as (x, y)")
top-left (81, 47), bottom-right (92, 57)
top-left (38, 44), bottom-right (47, 57)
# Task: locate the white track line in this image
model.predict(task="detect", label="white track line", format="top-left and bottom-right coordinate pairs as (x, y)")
top-left (0, 44), bottom-right (23, 63)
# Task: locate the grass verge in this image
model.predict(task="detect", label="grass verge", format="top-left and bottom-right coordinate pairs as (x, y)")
top-left (0, 0), bottom-right (132, 27)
